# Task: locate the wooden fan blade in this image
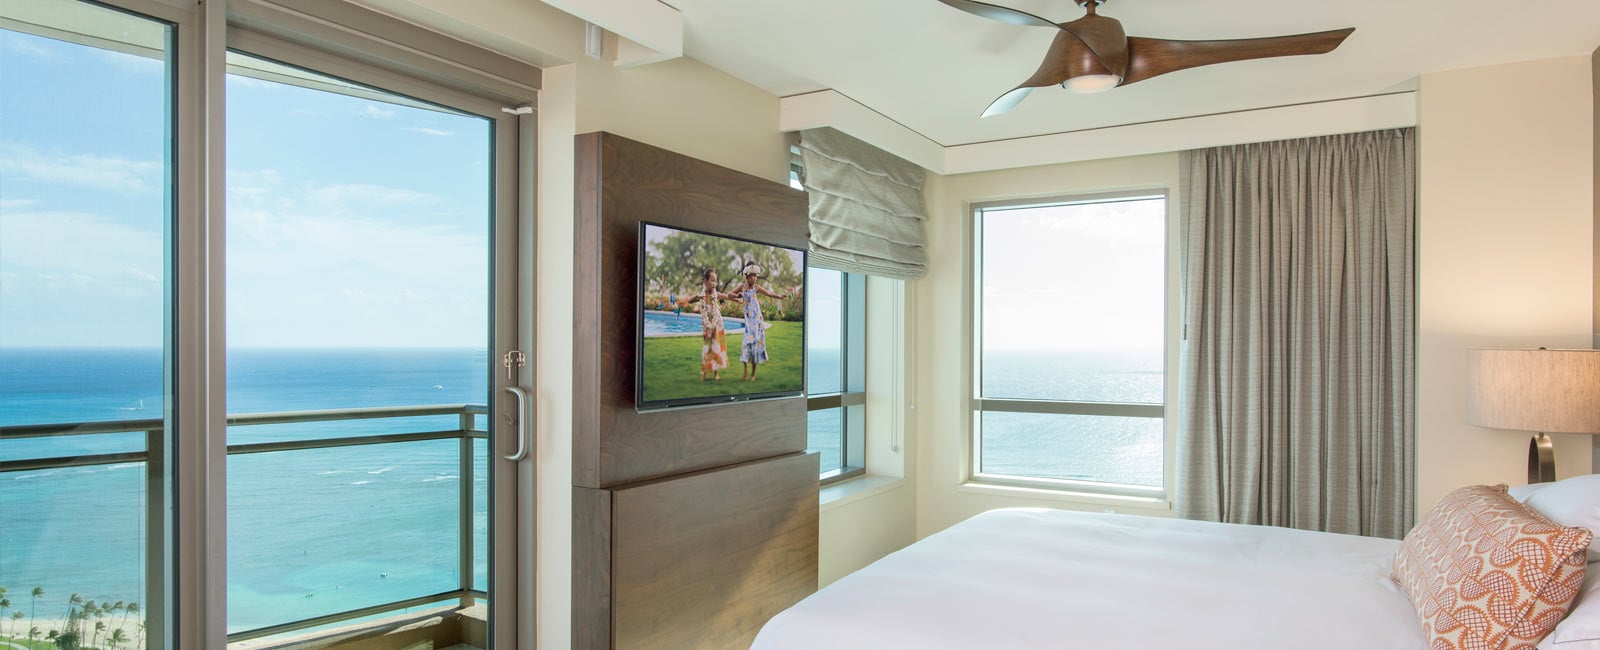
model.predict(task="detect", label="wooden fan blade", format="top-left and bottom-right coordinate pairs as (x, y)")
top-left (982, 87), bottom-right (1035, 118)
top-left (977, 26), bottom-right (1124, 117)
top-left (1122, 28), bottom-right (1354, 86)
top-left (935, 0), bottom-right (1059, 28)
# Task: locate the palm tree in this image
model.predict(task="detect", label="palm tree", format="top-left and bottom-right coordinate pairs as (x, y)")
top-left (94, 603), bottom-right (110, 646)
top-left (28, 586), bottom-right (42, 642)
top-left (0, 596), bottom-right (10, 638)
top-left (93, 620), bottom-right (106, 647)
top-left (27, 627), bottom-right (38, 643)
top-left (109, 628), bottom-right (127, 648)
top-left (10, 611), bottom-right (23, 639)
top-left (121, 602), bottom-right (138, 638)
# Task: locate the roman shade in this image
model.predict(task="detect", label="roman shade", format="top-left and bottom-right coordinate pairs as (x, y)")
top-left (796, 128), bottom-right (928, 279)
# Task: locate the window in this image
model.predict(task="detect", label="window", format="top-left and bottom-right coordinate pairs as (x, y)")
top-left (2, 0), bottom-right (537, 647)
top-left (971, 192), bottom-right (1173, 498)
top-left (1, 2), bottom-right (175, 647)
top-left (806, 267), bottom-right (866, 483)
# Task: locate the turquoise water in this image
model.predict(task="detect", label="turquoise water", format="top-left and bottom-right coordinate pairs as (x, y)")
top-left (0, 348), bottom-right (490, 633)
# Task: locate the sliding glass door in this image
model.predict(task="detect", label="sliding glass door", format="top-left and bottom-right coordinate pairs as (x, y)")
top-left (221, 47), bottom-right (522, 649)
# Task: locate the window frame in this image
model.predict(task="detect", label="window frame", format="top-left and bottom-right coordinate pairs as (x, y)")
top-left (966, 189), bottom-right (1178, 501)
top-left (807, 269), bottom-right (867, 485)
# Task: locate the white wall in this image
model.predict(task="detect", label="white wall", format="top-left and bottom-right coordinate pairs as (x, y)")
top-left (915, 153), bottom-right (1182, 536)
top-left (1415, 56), bottom-right (1596, 514)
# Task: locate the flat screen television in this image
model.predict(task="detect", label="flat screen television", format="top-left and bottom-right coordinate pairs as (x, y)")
top-left (637, 222), bottom-right (807, 409)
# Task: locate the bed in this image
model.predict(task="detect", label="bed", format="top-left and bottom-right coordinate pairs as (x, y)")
top-left (751, 507), bottom-right (1428, 650)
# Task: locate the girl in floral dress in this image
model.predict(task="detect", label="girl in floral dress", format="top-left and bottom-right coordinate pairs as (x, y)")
top-left (733, 264), bottom-right (792, 382)
top-left (682, 268), bottom-right (733, 381)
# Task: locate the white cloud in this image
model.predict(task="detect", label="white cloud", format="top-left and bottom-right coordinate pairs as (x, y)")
top-left (222, 171), bottom-right (487, 347)
top-left (359, 104), bottom-right (396, 119)
top-left (0, 199), bottom-right (39, 210)
top-left (0, 142), bottom-right (162, 193)
top-left (404, 127), bottom-right (454, 137)
top-left (309, 183), bottom-right (444, 210)
top-left (0, 209), bottom-right (165, 346)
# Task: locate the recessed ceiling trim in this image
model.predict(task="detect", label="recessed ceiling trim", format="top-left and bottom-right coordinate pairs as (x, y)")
top-left (780, 90), bottom-right (948, 173)
top-left (781, 89), bottom-right (1416, 176)
top-left (944, 91), bottom-right (1416, 173)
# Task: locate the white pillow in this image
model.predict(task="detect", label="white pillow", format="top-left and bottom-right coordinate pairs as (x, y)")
top-left (1523, 474), bottom-right (1600, 564)
top-left (1528, 474), bottom-right (1600, 650)
top-left (1511, 481), bottom-right (1555, 502)
top-left (1541, 570), bottom-right (1600, 649)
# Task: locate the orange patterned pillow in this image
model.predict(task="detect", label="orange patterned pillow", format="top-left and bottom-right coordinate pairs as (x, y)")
top-left (1392, 484), bottom-right (1592, 650)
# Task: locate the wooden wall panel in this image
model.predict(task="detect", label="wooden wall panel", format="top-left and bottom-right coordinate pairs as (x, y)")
top-left (572, 132), bottom-right (810, 488)
top-left (610, 453), bottom-right (819, 650)
top-left (573, 487), bottom-right (613, 650)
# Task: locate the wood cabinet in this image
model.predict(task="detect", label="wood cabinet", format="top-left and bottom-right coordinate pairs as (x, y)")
top-left (575, 453), bottom-right (819, 650)
top-left (571, 132), bottom-right (819, 649)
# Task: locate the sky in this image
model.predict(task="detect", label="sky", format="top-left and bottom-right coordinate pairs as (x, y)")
top-left (981, 197), bottom-right (1166, 352)
top-left (1, 18), bottom-right (493, 349)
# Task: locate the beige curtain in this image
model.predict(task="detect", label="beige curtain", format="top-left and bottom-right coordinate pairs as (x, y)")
top-left (797, 128), bottom-right (928, 279)
top-left (1178, 128), bottom-right (1416, 539)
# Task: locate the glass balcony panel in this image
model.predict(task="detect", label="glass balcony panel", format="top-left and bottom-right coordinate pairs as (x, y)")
top-left (0, 465), bottom-right (148, 644)
top-left (226, 440), bottom-right (461, 633)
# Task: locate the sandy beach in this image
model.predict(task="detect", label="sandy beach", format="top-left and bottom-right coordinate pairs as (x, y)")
top-left (0, 613), bottom-right (146, 649)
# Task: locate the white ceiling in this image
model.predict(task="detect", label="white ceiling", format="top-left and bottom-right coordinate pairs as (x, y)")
top-left (666, 0), bottom-right (1600, 146)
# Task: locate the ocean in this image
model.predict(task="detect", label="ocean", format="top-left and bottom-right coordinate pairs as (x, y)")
top-left (1, 348), bottom-right (490, 634)
top-left (0, 346), bottom-right (1158, 636)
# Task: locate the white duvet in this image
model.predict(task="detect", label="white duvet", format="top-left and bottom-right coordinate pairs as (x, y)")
top-left (752, 508), bottom-right (1427, 650)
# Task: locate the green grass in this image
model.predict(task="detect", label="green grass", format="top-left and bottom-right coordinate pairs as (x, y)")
top-left (641, 321), bottom-right (804, 403)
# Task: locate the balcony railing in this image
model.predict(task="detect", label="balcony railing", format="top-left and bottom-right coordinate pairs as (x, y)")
top-left (0, 403), bottom-right (489, 646)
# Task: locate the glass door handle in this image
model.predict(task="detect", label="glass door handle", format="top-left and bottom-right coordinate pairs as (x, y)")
top-left (503, 386), bottom-right (531, 461)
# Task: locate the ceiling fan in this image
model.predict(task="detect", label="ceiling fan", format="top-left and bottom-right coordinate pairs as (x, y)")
top-left (937, 0), bottom-right (1355, 117)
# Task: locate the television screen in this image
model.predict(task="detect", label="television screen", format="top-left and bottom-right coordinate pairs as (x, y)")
top-left (637, 222), bottom-right (807, 409)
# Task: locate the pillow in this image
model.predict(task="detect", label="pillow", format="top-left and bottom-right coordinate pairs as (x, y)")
top-left (1523, 474), bottom-right (1600, 564)
top-left (1512, 482), bottom-right (1555, 502)
top-left (1393, 484), bottom-right (1592, 650)
top-left (1541, 573), bottom-right (1600, 649)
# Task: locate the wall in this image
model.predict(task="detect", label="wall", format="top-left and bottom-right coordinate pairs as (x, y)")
top-left (915, 153), bottom-right (1182, 537)
top-left (1416, 56), bottom-right (1596, 514)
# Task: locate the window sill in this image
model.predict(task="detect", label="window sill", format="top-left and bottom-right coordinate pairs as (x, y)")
top-left (956, 481), bottom-right (1174, 516)
top-left (820, 475), bottom-right (906, 512)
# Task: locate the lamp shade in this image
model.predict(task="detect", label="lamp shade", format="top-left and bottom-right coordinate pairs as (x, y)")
top-left (1466, 348), bottom-right (1600, 434)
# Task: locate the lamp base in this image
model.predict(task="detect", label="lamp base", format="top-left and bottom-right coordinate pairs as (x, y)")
top-left (1528, 432), bottom-right (1555, 484)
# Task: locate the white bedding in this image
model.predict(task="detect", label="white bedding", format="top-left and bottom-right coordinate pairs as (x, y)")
top-left (752, 508), bottom-right (1427, 650)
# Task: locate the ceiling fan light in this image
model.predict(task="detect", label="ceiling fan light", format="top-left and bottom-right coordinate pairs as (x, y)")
top-left (1061, 74), bottom-right (1121, 94)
